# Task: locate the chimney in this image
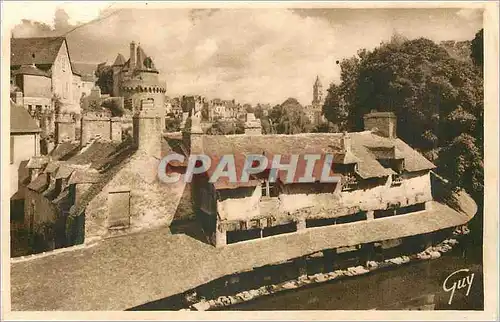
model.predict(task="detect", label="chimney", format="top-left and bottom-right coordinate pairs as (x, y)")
top-left (14, 91), bottom-right (23, 105)
top-left (55, 114), bottom-right (76, 145)
top-left (340, 131), bottom-right (351, 153)
top-left (130, 41), bottom-right (136, 70)
top-left (244, 113), bottom-right (262, 135)
top-left (133, 99), bottom-right (161, 157)
top-left (363, 110), bottom-right (397, 138)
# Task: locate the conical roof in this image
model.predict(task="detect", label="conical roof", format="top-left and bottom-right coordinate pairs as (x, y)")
top-left (112, 53), bottom-right (126, 66)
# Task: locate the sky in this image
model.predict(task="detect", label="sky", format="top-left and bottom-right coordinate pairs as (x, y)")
top-left (6, 2), bottom-right (483, 106)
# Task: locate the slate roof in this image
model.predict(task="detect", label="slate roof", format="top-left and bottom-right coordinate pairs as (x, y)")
top-left (112, 54), bottom-right (126, 66)
top-left (27, 173), bottom-right (48, 192)
top-left (49, 142), bottom-right (80, 161)
top-left (10, 101), bottom-right (41, 134)
top-left (54, 164), bottom-right (75, 180)
top-left (26, 156), bottom-right (48, 169)
top-left (11, 37), bottom-right (65, 66)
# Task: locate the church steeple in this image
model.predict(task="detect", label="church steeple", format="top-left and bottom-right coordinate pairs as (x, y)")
top-left (312, 75), bottom-right (323, 107)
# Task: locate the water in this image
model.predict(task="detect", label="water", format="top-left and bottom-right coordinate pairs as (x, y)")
top-left (225, 249), bottom-right (483, 311)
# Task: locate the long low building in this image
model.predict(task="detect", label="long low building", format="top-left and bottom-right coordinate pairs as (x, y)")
top-left (10, 190), bottom-right (475, 311)
top-left (10, 110), bottom-right (477, 310)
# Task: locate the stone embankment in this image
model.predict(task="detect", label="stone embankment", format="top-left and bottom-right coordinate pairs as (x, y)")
top-left (183, 234), bottom-right (467, 311)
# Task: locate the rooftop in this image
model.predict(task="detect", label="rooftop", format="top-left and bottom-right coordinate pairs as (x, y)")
top-left (10, 101), bottom-right (41, 134)
top-left (195, 131), bottom-right (435, 180)
top-left (10, 191), bottom-right (476, 311)
top-left (11, 37), bottom-right (65, 67)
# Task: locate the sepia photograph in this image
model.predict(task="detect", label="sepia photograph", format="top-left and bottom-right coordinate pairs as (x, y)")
top-left (1, 1), bottom-right (498, 320)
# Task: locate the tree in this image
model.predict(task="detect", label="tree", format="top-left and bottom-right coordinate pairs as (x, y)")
top-left (207, 119), bottom-right (244, 135)
top-left (102, 99), bottom-right (125, 117)
top-left (470, 28), bottom-right (483, 70)
top-left (95, 63), bottom-right (113, 95)
top-left (165, 117), bottom-right (181, 132)
top-left (269, 98), bottom-right (312, 134)
top-left (322, 32), bottom-right (483, 202)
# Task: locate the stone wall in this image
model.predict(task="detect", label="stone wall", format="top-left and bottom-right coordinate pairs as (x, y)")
top-left (217, 185), bottom-right (261, 220)
top-left (23, 74), bottom-right (51, 98)
top-left (81, 116), bottom-right (122, 146)
top-left (83, 154), bottom-right (190, 241)
top-left (55, 120), bottom-right (76, 144)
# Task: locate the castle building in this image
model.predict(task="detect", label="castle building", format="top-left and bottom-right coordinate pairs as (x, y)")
top-left (18, 41), bottom-right (184, 254)
top-left (110, 42), bottom-right (166, 123)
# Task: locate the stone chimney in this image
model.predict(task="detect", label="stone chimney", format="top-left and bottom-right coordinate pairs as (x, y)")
top-left (363, 110), bottom-right (397, 139)
top-left (14, 91), bottom-right (23, 106)
top-left (133, 98), bottom-right (162, 157)
top-left (340, 131), bottom-right (351, 153)
top-left (55, 114), bottom-right (76, 144)
top-left (130, 41), bottom-right (136, 71)
top-left (244, 113), bottom-right (262, 135)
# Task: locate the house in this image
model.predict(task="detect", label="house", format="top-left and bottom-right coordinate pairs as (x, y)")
top-left (9, 110), bottom-right (477, 311)
top-left (11, 37), bottom-right (82, 113)
top-left (21, 42), bottom-right (188, 254)
top-left (187, 111), bottom-right (476, 248)
top-left (10, 100), bottom-right (41, 199)
top-left (10, 100), bottom-right (41, 249)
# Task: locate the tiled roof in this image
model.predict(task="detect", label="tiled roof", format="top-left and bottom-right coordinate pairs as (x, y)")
top-left (10, 191), bottom-right (476, 311)
top-left (27, 173), bottom-right (48, 192)
top-left (11, 37), bottom-right (65, 66)
top-left (10, 101), bottom-right (41, 134)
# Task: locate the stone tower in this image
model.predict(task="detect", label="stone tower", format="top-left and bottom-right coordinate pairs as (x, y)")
top-left (312, 75), bottom-right (324, 107)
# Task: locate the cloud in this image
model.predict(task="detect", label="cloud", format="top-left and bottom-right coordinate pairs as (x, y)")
top-left (9, 5), bottom-right (483, 106)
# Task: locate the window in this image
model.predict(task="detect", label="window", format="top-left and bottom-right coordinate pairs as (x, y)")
top-left (108, 190), bottom-right (131, 228)
top-left (62, 57), bottom-right (66, 72)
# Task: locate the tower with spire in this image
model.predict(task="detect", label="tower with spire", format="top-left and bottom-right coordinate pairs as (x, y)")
top-left (312, 75), bottom-right (324, 108)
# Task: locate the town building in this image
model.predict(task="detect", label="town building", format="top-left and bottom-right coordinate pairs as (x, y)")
top-left (109, 41), bottom-right (166, 123)
top-left (10, 100), bottom-right (41, 199)
top-left (305, 75), bottom-right (327, 125)
top-left (187, 111), bottom-right (475, 248)
top-left (11, 37), bottom-right (83, 114)
top-left (19, 41), bottom-right (188, 253)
